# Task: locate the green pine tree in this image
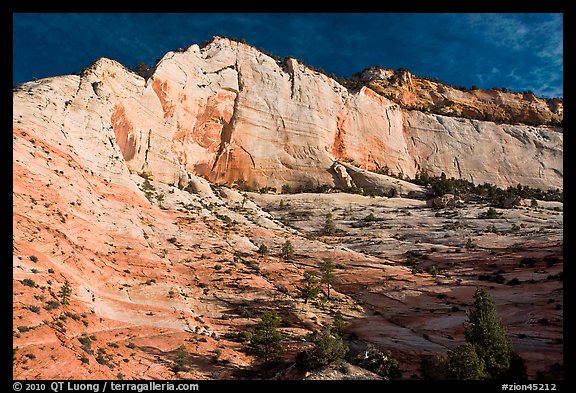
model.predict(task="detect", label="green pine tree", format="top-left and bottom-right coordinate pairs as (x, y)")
top-left (448, 343), bottom-right (486, 380)
top-left (296, 326), bottom-right (348, 370)
top-left (173, 344), bottom-right (189, 372)
top-left (323, 212), bottom-right (336, 234)
top-left (464, 287), bottom-right (513, 379)
top-left (319, 258), bottom-right (336, 300)
top-left (332, 311), bottom-right (347, 335)
top-left (58, 280), bottom-right (72, 306)
top-left (423, 288), bottom-right (527, 380)
top-left (280, 240), bottom-right (294, 260)
top-left (298, 271), bottom-right (320, 304)
top-left (246, 310), bottom-right (285, 366)
top-left (257, 243), bottom-right (269, 255)
top-left (135, 61), bottom-right (150, 77)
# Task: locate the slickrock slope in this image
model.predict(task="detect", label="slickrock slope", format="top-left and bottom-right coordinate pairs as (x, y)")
top-left (13, 124), bottom-right (355, 378)
top-left (250, 192), bottom-right (563, 379)
top-left (13, 36), bottom-right (562, 380)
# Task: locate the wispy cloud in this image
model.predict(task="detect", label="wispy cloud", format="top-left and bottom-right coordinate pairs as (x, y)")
top-left (458, 13), bottom-right (563, 96)
top-left (13, 13), bottom-right (563, 97)
top-left (464, 14), bottom-right (532, 51)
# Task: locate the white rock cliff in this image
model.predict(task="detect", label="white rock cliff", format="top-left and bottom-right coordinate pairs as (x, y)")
top-left (13, 37), bottom-right (563, 192)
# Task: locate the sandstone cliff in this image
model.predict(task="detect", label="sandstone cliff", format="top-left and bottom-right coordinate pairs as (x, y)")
top-left (356, 66), bottom-right (563, 127)
top-left (12, 37), bottom-right (564, 379)
top-left (13, 36), bottom-right (562, 193)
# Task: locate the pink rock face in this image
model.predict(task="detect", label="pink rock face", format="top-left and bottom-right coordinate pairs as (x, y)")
top-left (111, 105), bottom-right (137, 161)
top-left (191, 90), bottom-right (236, 150)
top-left (151, 78), bottom-right (176, 119)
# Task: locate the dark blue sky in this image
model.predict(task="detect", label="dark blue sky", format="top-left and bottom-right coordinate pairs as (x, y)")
top-left (13, 13), bottom-right (563, 97)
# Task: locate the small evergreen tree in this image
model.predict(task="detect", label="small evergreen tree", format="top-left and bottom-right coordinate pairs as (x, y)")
top-left (257, 243), bottom-right (269, 255)
top-left (465, 287), bottom-right (513, 379)
top-left (58, 280), bottom-right (72, 306)
top-left (480, 207), bottom-right (501, 219)
top-left (323, 212), bottom-right (336, 234)
top-left (246, 310), bottom-right (285, 366)
top-left (280, 240), bottom-right (294, 260)
top-left (433, 172), bottom-right (451, 196)
top-left (173, 344), bottom-right (189, 372)
top-left (319, 258), bottom-right (336, 300)
top-left (298, 271), bottom-right (320, 304)
top-left (465, 238), bottom-right (476, 249)
top-left (135, 61), bottom-right (151, 78)
top-left (448, 343), bottom-right (486, 380)
top-left (296, 327), bottom-right (348, 370)
top-left (332, 311), bottom-right (347, 335)
top-left (422, 288), bottom-right (527, 380)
